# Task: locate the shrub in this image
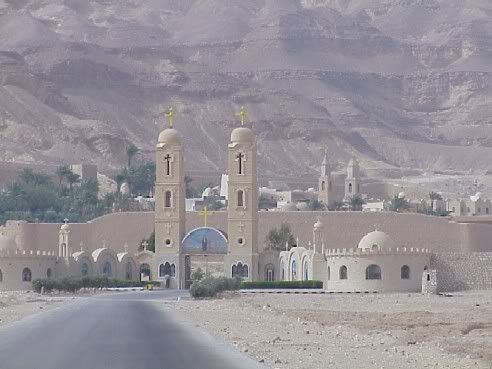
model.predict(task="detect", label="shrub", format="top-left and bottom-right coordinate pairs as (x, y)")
top-left (241, 280), bottom-right (323, 289)
top-left (190, 276), bottom-right (241, 298)
top-left (32, 276), bottom-right (158, 293)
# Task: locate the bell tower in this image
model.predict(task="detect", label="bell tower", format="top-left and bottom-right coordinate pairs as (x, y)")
top-left (344, 157), bottom-right (361, 199)
top-left (318, 151), bottom-right (332, 207)
top-left (225, 109), bottom-right (258, 281)
top-left (155, 119), bottom-right (185, 289)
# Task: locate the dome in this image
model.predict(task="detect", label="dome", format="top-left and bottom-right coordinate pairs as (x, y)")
top-left (0, 235), bottom-right (17, 252)
top-left (281, 202), bottom-right (298, 211)
top-left (358, 230), bottom-right (395, 251)
top-left (231, 127), bottom-right (254, 143)
top-left (158, 128), bottom-right (182, 145)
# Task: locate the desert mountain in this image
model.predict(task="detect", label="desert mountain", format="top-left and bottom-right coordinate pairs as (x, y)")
top-left (0, 0), bottom-right (491, 177)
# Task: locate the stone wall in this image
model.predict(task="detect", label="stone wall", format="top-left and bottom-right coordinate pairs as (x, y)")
top-left (431, 252), bottom-right (492, 291)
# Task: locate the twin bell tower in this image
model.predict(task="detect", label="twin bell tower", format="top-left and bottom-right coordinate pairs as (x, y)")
top-left (154, 108), bottom-right (258, 288)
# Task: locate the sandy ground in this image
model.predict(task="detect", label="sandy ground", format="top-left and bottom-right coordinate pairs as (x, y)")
top-left (0, 291), bottom-right (85, 326)
top-left (169, 291), bottom-right (492, 369)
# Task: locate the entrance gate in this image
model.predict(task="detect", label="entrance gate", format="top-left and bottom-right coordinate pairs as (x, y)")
top-left (181, 227), bottom-right (228, 289)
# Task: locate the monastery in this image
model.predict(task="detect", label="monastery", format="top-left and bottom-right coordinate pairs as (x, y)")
top-left (1, 116), bottom-right (492, 292)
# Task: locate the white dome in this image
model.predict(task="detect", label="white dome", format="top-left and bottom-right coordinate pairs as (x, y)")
top-left (358, 230), bottom-right (395, 251)
top-left (231, 127), bottom-right (254, 143)
top-left (398, 192), bottom-right (406, 199)
top-left (0, 235), bottom-right (17, 252)
top-left (158, 128), bottom-right (182, 145)
top-left (202, 187), bottom-right (212, 198)
top-left (281, 202), bottom-right (298, 211)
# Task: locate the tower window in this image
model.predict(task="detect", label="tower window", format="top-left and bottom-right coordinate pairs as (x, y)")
top-left (348, 183), bottom-right (352, 193)
top-left (22, 268), bottom-right (32, 282)
top-left (237, 190), bottom-right (244, 207)
top-left (236, 152), bottom-right (245, 175)
top-left (165, 191), bottom-right (172, 208)
top-left (366, 264), bottom-right (381, 280)
top-left (339, 265), bottom-right (347, 280)
top-left (401, 265), bottom-right (410, 279)
top-left (164, 154), bottom-right (172, 176)
top-left (321, 181), bottom-right (325, 191)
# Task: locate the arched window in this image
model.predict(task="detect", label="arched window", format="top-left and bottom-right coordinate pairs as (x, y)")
top-left (401, 265), bottom-right (410, 279)
top-left (140, 263), bottom-right (151, 279)
top-left (237, 190), bottom-right (244, 207)
top-left (487, 207), bottom-right (490, 215)
top-left (321, 181), bottom-right (325, 191)
top-left (291, 260), bottom-right (297, 280)
top-left (280, 261), bottom-right (285, 281)
top-left (22, 268), bottom-right (32, 282)
top-left (265, 264), bottom-right (274, 281)
top-left (365, 264), bottom-right (381, 280)
top-left (160, 262), bottom-right (172, 277)
top-left (61, 243), bottom-right (67, 257)
top-left (103, 262), bottom-right (112, 277)
top-left (232, 262), bottom-right (249, 279)
top-left (126, 262), bottom-right (133, 280)
top-left (164, 191), bottom-right (172, 208)
top-left (81, 263), bottom-right (89, 277)
top-left (171, 264), bottom-right (176, 277)
top-left (327, 266), bottom-right (330, 280)
top-left (47, 268), bottom-right (52, 279)
top-left (339, 265), bottom-right (347, 280)
top-left (303, 259), bottom-right (309, 280)
top-left (348, 183), bottom-right (352, 193)
top-left (0, 269), bottom-right (3, 282)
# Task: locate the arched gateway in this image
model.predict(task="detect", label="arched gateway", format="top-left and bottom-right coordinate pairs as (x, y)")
top-left (181, 227), bottom-right (228, 288)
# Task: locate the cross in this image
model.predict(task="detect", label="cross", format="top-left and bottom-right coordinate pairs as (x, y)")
top-left (165, 107), bottom-right (175, 128)
top-left (236, 152), bottom-right (245, 175)
top-left (235, 106), bottom-right (247, 126)
top-left (199, 206), bottom-right (211, 227)
top-left (142, 241), bottom-right (149, 251)
top-left (164, 153), bottom-right (172, 175)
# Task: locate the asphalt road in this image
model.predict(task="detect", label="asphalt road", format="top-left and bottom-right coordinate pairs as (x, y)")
top-left (0, 290), bottom-right (266, 369)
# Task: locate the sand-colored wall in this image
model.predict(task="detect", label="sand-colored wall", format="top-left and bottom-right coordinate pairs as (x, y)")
top-left (8, 211), bottom-right (492, 257)
top-left (0, 255), bottom-right (56, 291)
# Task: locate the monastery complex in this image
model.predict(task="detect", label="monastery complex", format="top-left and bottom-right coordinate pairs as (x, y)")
top-left (1, 123), bottom-right (492, 292)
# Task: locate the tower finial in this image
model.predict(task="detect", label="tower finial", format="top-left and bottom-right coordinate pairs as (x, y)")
top-left (165, 107), bottom-right (175, 128)
top-left (235, 106), bottom-right (247, 126)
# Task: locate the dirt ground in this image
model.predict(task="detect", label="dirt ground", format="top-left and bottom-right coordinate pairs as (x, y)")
top-left (169, 291), bottom-right (492, 369)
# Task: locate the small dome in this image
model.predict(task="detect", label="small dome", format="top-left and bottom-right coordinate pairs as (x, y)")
top-left (0, 235), bottom-right (17, 252)
top-left (314, 219), bottom-right (324, 229)
top-left (358, 230), bottom-right (395, 251)
top-left (281, 202), bottom-right (298, 211)
top-left (158, 128), bottom-right (182, 145)
top-left (398, 192), bottom-right (406, 199)
top-left (61, 223), bottom-right (71, 231)
top-left (231, 127), bottom-right (254, 143)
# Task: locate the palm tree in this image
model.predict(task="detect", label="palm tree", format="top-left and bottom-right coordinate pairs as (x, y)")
top-left (388, 195), bottom-right (410, 212)
top-left (346, 194), bottom-right (365, 211)
top-left (114, 173), bottom-right (126, 193)
top-left (55, 165), bottom-right (72, 188)
top-left (266, 223), bottom-right (296, 251)
top-left (126, 143), bottom-right (139, 168)
top-left (308, 199), bottom-right (325, 211)
top-left (66, 172), bottom-right (80, 191)
top-left (329, 200), bottom-right (345, 211)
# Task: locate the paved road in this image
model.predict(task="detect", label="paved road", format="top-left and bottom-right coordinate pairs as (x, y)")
top-left (0, 290), bottom-right (266, 369)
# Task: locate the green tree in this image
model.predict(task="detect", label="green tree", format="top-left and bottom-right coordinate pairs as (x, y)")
top-left (258, 194), bottom-right (276, 210)
top-left (185, 176), bottom-right (197, 198)
top-left (346, 194), bottom-right (365, 211)
top-left (114, 173), bottom-right (126, 193)
top-left (126, 143), bottom-right (139, 168)
top-left (65, 172), bottom-right (80, 191)
top-left (329, 200), bottom-right (345, 211)
top-left (308, 199), bottom-right (325, 211)
top-left (55, 165), bottom-right (72, 188)
top-left (266, 223), bottom-right (296, 251)
top-left (388, 195), bottom-right (410, 212)
top-left (138, 229), bottom-right (155, 253)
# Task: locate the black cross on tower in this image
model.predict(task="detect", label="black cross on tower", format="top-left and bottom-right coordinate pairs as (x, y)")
top-left (236, 152), bottom-right (245, 175)
top-left (164, 154), bottom-right (172, 175)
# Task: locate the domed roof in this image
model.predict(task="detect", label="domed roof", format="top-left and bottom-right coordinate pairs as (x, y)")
top-left (358, 230), bottom-right (395, 251)
top-left (0, 234), bottom-right (17, 252)
top-left (158, 128), bottom-right (182, 145)
top-left (281, 202), bottom-right (298, 211)
top-left (231, 127), bottom-right (254, 143)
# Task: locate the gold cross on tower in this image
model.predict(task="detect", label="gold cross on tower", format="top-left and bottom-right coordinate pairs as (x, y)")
top-left (235, 106), bottom-right (247, 126)
top-left (199, 206), bottom-right (211, 227)
top-left (165, 107), bottom-right (175, 128)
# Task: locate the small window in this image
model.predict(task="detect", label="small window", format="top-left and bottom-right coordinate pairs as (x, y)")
top-left (164, 191), bottom-right (172, 208)
top-left (366, 264), bottom-right (381, 280)
top-left (171, 264), bottom-right (176, 277)
top-left (0, 269), bottom-right (3, 282)
top-left (265, 264), bottom-right (275, 281)
top-left (321, 181), bottom-right (325, 191)
top-left (165, 239), bottom-right (172, 246)
top-left (339, 265), bottom-right (347, 280)
top-left (427, 274), bottom-right (431, 281)
top-left (348, 183), bottom-right (352, 193)
top-left (160, 262), bottom-right (172, 277)
top-left (401, 265), bottom-right (410, 279)
top-left (327, 266), bottom-right (330, 280)
top-left (237, 190), bottom-right (244, 207)
top-left (237, 237), bottom-right (244, 245)
top-left (303, 260), bottom-right (309, 280)
top-left (486, 208), bottom-right (490, 215)
top-left (140, 263), bottom-right (151, 279)
top-left (291, 260), bottom-right (297, 280)
top-left (126, 262), bottom-right (133, 280)
top-left (47, 268), bottom-right (52, 279)
top-left (22, 268), bottom-right (32, 282)
top-left (232, 262), bottom-right (248, 279)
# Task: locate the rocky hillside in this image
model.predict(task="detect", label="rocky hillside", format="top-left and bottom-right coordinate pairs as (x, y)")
top-left (0, 0), bottom-right (491, 177)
